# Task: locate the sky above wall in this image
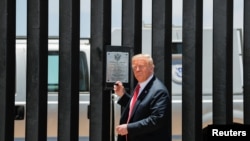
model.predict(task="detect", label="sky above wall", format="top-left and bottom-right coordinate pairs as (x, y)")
top-left (16, 0), bottom-right (244, 38)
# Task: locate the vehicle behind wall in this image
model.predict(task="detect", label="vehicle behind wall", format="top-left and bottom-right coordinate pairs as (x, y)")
top-left (14, 38), bottom-right (92, 140)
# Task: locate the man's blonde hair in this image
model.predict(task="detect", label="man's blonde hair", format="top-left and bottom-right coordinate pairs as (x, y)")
top-left (132, 54), bottom-right (155, 68)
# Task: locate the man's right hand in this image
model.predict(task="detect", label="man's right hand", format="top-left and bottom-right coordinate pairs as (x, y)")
top-left (113, 81), bottom-right (125, 97)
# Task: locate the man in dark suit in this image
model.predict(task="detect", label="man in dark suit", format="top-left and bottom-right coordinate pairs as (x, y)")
top-left (114, 54), bottom-right (170, 141)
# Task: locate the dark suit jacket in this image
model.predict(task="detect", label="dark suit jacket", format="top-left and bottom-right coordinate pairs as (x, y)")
top-left (117, 75), bottom-right (171, 141)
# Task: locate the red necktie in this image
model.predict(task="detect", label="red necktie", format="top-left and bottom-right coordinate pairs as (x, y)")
top-left (127, 84), bottom-right (140, 122)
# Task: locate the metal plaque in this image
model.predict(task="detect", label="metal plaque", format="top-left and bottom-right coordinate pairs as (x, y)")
top-left (106, 52), bottom-right (129, 83)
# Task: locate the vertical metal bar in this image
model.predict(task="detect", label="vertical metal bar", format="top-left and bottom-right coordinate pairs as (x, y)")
top-left (122, 0), bottom-right (142, 90)
top-left (0, 0), bottom-right (16, 141)
top-left (90, 0), bottom-right (112, 140)
top-left (122, 0), bottom-right (142, 53)
top-left (182, 0), bottom-right (203, 141)
top-left (243, 0), bottom-right (250, 124)
top-left (213, 0), bottom-right (233, 124)
top-left (152, 0), bottom-right (172, 140)
top-left (58, 0), bottom-right (80, 141)
top-left (26, 0), bottom-right (48, 141)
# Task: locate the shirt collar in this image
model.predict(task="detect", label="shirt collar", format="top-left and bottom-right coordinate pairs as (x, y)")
top-left (138, 74), bottom-right (154, 94)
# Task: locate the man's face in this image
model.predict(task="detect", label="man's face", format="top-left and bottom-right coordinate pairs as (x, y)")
top-left (132, 57), bottom-right (153, 83)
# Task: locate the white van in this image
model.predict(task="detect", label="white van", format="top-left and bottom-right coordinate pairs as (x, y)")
top-left (14, 38), bottom-right (91, 140)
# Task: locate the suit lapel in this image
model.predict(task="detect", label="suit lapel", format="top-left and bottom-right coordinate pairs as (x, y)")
top-left (130, 75), bottom-right (156, 119)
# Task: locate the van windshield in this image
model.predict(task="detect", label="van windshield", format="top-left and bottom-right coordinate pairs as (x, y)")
top-left (48, 51), bottom-right (89, 92)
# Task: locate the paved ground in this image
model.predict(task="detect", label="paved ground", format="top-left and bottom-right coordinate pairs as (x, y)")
top-left (15, 137), bottom-right (89, 141)
top-left (15, 136), bottom-right (180, 141)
